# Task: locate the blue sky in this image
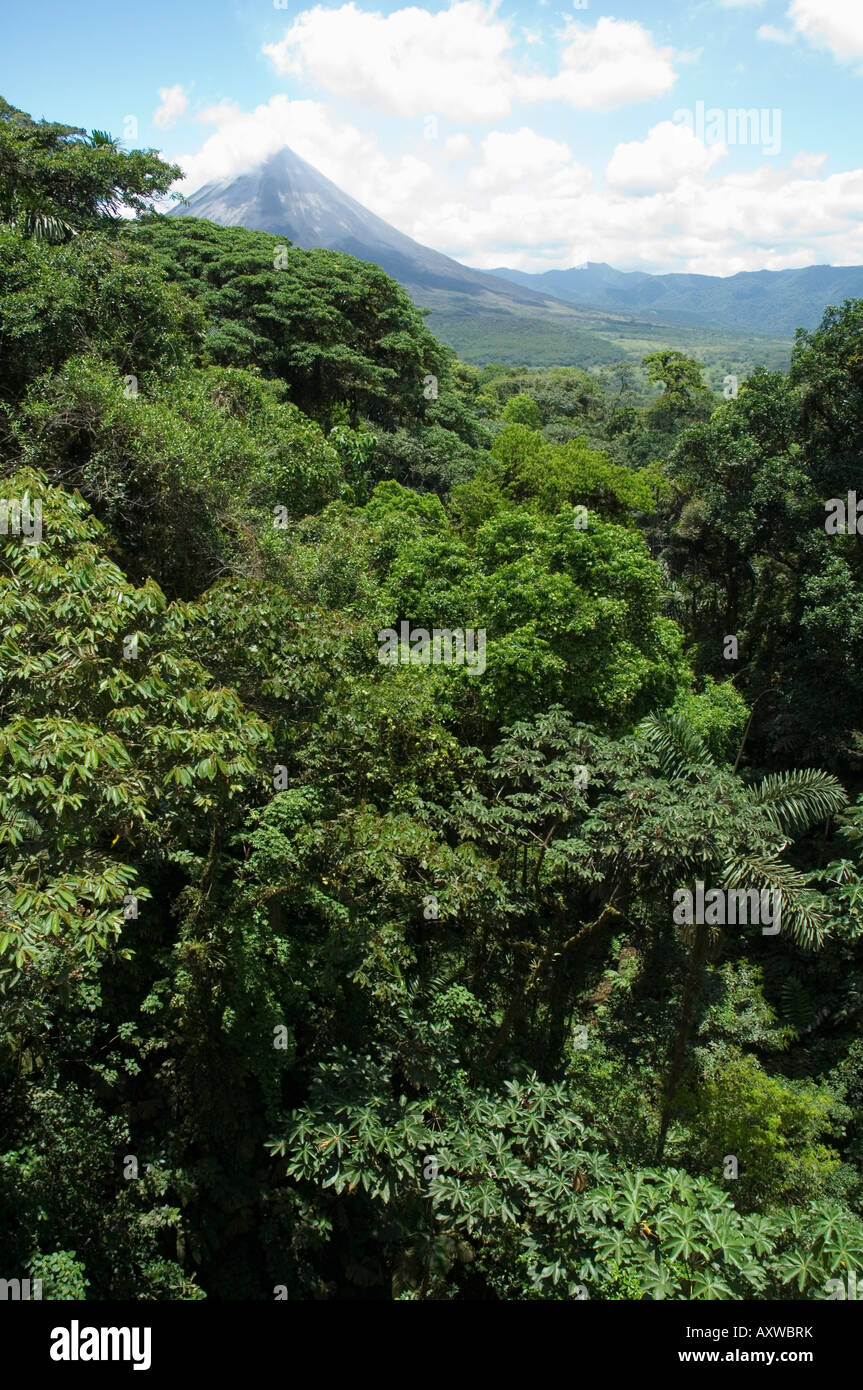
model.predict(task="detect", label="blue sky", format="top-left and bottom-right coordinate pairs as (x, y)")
top-left (3, 0), bottom-right (863, 273)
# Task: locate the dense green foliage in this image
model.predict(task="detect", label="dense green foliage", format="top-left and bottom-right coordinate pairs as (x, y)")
top-left (2, 100), bottom-right (863, 1302)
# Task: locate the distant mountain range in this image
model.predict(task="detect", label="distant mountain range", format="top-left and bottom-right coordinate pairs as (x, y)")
top-left (170, 146), bottom-right (859, 371)
top-left (485, 262), bottom-right (863, 337)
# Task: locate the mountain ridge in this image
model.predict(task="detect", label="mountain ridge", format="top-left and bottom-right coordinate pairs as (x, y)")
top-left (483, 260), bottom-right (863, 336)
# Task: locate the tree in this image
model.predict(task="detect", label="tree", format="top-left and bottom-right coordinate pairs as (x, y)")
top-left (0, 98), bottom-right (180, 240)
top-left (0, 225), bottom-right (203, 413)
top-left (644, 349), bottom-right (714, 433)
top-left (502, 392), bottom-right (542, 429)
top-left (12, 356), bottom-right (343, 595)
top-left (124, 218), bottom-right (453, 433)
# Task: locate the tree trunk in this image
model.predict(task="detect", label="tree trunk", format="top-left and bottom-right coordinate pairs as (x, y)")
top-left (483, 907), bottom-right (564, 1065)
top-left (656, 920), bottom-right (709, 1160)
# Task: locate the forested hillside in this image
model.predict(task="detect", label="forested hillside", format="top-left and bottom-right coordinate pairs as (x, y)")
top-left (2, 99), bottom-right (863, 1302)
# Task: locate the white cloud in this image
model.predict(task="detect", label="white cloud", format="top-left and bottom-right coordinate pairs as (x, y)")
top-left (153, 84), bottom-right (188, 130)
top-left (173, 96), bottom-right (439, 228)
top-left (436, 162), bottom-right (863, 275)
top-left (518, 18), bottom-right (678, 110)
top-left (606, 121), bottom-right (727, 193)
top-left (263, 1), bottom-right (517, 122)
top-left (789, 0), bottom-right (863, 62)
top-left (443, 133), bottom-right (472, 161)
top-left (197, 100), bottom-right (242, 124)
top-left (757, 24), bottom-right (794, 45)
top-left (179, 97), bottom-right (370, 191)
top-left (468, 128), bottom-right (586, 192)
top-left (262, 4), bottom-right (679, 118)
top-left (790, 152), bottom-right (827, 176)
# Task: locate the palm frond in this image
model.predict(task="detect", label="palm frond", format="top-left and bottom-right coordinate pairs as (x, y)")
top-left (17, 209), bottom-right (77, 243)
top-left (781, 976), bottom-right (815, 1034)
top-left (88, 129), bottom-right (119, 149)
top-left (638, 712), bottom-right (715, 782)
top-left (721, 852), bottom-right (828, 949)
top-left (747, 769), bottom-right (847, 835)
top-left (6, 189), bottom-right (77, 243)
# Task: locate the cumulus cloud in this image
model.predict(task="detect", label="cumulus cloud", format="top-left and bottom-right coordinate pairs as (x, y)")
top-left (263, 4), bottom-right (679, 118)
top-left (421, 161), bottom-right (863, 276)
top-left (468, 128), bottom-right (586, 192)
top-left (153, 84), bottom-right (188, 130)
top-left (789, 0), bottom-right (863, 62)
top-left (606, 122), bottom-right (727, 193)
top-left (174, 96), bottom-right (439, 227)
top-left (442, 133), bottom-right (472, 161)
top-left (518, 18), bottom-right (678, 110)
top-left (263, 1), bottom-right (517, 121)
